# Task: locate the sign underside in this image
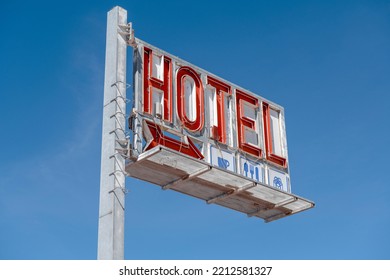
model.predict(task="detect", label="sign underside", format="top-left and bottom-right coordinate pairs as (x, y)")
top-left (126, 146), bottom-right (314, 223)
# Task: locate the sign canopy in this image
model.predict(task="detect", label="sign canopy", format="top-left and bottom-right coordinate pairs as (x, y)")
top-left (125, 38), bottom-right (314, 222)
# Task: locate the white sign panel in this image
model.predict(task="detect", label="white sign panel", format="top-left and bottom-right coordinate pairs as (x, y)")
top-left (240, 157), bottom-right (264, 184)
top-left (209, 146), bottom-right (236, 173)
top-left (268, 168), bottom-right (290, 193)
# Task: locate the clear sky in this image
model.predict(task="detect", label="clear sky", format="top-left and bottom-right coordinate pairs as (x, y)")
top-left (1, 0), bottom-right (389, 260)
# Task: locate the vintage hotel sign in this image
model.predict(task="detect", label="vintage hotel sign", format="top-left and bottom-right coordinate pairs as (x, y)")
top-left (99, 7), bottom-right (314, 260)
top-left (130, 39), bottom-right (291, 193)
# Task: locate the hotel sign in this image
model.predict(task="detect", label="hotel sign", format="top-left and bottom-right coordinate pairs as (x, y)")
top-left (131, 38), bottom-right (291, 192)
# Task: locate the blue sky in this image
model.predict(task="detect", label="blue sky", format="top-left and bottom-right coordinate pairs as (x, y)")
top-left (1, 0), bottom-right (390, 259)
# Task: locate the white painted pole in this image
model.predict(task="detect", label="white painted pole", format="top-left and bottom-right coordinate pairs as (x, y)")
top-left (98, 6), bottom-right (127, 260)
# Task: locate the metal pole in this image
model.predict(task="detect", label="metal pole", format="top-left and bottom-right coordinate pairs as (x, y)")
top-left (98, 6), bottom-right (127, 260)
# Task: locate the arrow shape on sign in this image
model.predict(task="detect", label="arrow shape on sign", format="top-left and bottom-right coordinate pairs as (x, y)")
top-left (143, 120), bottom-right (204, 160)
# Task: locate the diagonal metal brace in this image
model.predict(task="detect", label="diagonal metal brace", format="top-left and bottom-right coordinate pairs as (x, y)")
top-left (247, 197), bottom-right (297, 218)
top-left (162, 166), bottom-right (211, 190)
top-left (206, 182), bottom-right (256, 204)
